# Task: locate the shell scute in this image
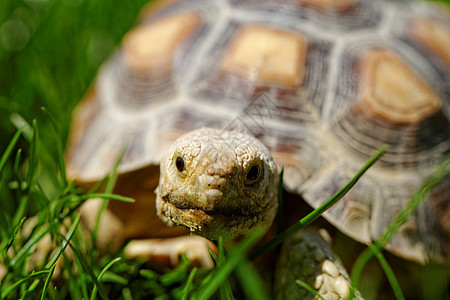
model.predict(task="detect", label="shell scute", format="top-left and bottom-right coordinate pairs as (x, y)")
top-left (332, 46), bottom-right (450, 168)
top-left (220, 24), bottom-right (308, 87)
top-left (358, 49), bottom-right (441, 124)
top-left (123, 13), bottom-right (200, 72)
top-left (408, 18), bottom-right (450, 69)
top-left (191, 21), bottom-right (331, 126)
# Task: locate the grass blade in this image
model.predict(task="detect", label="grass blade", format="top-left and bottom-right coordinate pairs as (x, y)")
top-left (160, 255), bottom-right (191, 286)
top-left (1, 269), bottom-right (51, 298)
top-left (194, 229), bottom-right (265, 300)
top-left (275, 168), bottom-right (284, 234)
top-left (58, 193), bottom-right (134, 221)
top-left (4, 217), bottom-right (26, 252)
top-left (77, 193), bottom-right (135, 203)
top-left (92, 146), bottom-right (126, 250)
top-left (40, 264), bottom-right (56, 300)
top-left (9, 225), bottom-right (51, 267)
top-left (0, 128), bottom-right (23, 174)
top-left (45, 214), bottom-right (81, 269)
top-left (250, 145), bottom-right (388, 261)
top-left (235, 257), bottom-right (270, 300)
top-left (25, 120), bottom-right (39, 187)
top-left (181, 267), bottom-right (198, 300)
top-left (367, 244), bottom-right (404, 300)
top-left (122, 287), bottom-right (133, 300)
top-left (12, 195), bottom-right (30, 229)
top-left (68, 243), bottom-right (110, 300)
top-left (40, 107), bottom-right (67, 186)
top-left (13, 148), bottom-right (23, 177)
top-left (219, 274), bottom-right (234, 300)
top-left (210, 236), bottom-right (234, 299)
top-left (71, 247), bottom-right (90, 299)
top-left (295, 279), bottom-right (324, 300)
top-left (91, 257), bottom-right (122, 300)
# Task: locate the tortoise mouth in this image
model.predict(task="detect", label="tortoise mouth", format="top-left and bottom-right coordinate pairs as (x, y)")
top-left (160, 195), bottom-right (214, 224)
top-left (157, 195), bottom-right (274, 241)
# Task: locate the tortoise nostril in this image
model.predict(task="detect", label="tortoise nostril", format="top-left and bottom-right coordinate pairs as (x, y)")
top-left (201, 175), bottom-right (228, 191)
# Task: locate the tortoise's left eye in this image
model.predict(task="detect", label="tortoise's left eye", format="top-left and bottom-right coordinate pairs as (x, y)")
top-left (244, 163), bottom-right (262, 185)
top-left (175, 156), bottom-right (185, 172)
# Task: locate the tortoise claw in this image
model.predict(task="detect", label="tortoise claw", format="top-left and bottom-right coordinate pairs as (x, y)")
top-left (124, 236), bottom-right (217, 269)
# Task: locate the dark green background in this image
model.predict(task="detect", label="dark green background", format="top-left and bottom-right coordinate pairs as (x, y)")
top-left (0, 0), bottom-right (149, 153)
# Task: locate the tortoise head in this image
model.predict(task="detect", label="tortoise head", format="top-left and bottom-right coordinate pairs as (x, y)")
top-left (155, 127), bottom-right (278, 240)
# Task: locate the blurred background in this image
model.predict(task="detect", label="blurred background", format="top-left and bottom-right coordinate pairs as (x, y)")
top-left (0, 0), bottom-right (149, 149)
top-left (0, 0), bottom-right (150, 218)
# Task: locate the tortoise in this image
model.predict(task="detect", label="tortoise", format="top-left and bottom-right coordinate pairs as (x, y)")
top-left (65, 0), bottom-right (450, 297)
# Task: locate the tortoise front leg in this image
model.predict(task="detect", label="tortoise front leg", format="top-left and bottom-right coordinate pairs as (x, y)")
top-left (274, 229), bottom-right (363, 300)
top-left (124, 236), bottom-right (217, 269)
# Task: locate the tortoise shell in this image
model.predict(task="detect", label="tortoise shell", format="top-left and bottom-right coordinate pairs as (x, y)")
top-left (66, 0), bottom-right (450, 263)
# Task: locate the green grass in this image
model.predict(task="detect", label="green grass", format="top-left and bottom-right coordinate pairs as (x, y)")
top-left (0, 0), bottom-right (449, 299)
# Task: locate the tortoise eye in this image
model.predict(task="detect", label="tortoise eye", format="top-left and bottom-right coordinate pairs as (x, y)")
top-left (175, 156), bottom-right (185, 172)
top-left (245, 163), bottom-right (262, 185)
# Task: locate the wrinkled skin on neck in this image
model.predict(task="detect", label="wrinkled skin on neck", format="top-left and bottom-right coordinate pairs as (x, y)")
top-left (156, 128), bottom-right (278, 240)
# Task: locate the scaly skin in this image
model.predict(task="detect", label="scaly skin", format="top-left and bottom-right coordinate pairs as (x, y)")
top-left (275, 230), bottom-right (364, 300)
top-left (156, 128), bottom-right (278, 241)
